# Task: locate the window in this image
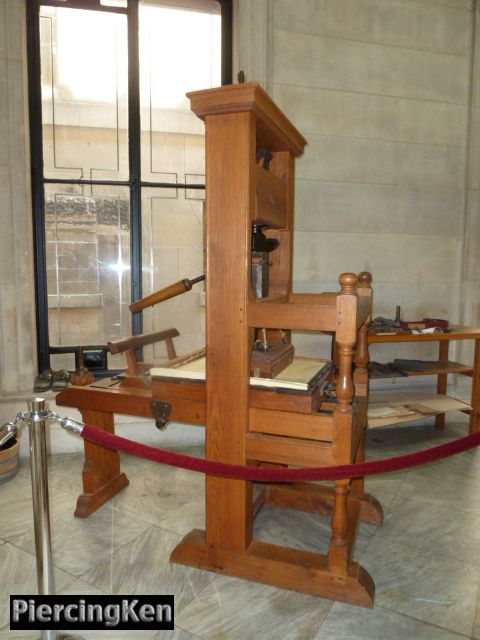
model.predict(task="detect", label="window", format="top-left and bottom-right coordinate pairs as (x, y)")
top-left (27, 0), bottom-right (231, 373)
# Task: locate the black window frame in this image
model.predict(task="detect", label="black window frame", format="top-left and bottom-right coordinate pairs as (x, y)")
top-left (26, 0), bottom-right (232, 373)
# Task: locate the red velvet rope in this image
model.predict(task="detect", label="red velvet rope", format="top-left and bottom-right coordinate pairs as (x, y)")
top-left (81, 423), bottom-right (480, 482)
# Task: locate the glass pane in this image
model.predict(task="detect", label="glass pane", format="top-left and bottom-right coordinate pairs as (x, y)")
top-left (40, 6), bottom-right (128, 181)
top-left (46, 184), bottom-right (131, 370)
top-left (139, 0), bottom-right (221, 182)
top-left (141, 187), bottom-right (205, 365)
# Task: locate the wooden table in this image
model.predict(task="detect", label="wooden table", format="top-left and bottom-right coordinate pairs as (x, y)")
top-left (368, 325), bottom-right (480, 433)
top-left (54, 370), bottom-right (334, 519)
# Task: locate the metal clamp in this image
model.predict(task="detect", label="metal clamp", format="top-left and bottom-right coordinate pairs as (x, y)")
top-left (151, 400), bottom-right (172, 430)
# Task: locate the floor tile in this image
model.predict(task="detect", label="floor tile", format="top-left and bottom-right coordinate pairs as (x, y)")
top-left (360, 536), bottom-right (479, 636)
top-left (177, 574), bottom-right (331, 640)
top-left (45, 453), bottom-right (85, 498)
top-left (2, 428), bottom-right (479, 640)
top-left (365, 421), bottom-right (469, 456)
top-left (376, 496), bottom-right (480, 565)
top-left (314, 601), bottom-right (467, 639)
top-left (0, 470), bottom-right (74, 541)
top-left (0, 627), bottom-right (157, 639)
top-left (473, 575), bottom-right (480, 640)
top-left (10, 458), bottom-right (30, 480)
top-left (391, 448), bottom-right (480, 516)
top-left (81, 525), bottom-right (214, 613)
top-left (0, 578), bottom-right (173, 639)
top-left (151, 629), bottom-right (204, 640)
top-left (112, 463), bottom-right (205, 535)
top-left (363, 470), bottom-right (407, 509)
top-left (253, 504), bottom-right (376, 558)
top-left (74, 579), bottom-right (211, 640)
top-left (9, 504), bottom-right (150, 577)
top-left (0, 543), bottom-right (72, 629)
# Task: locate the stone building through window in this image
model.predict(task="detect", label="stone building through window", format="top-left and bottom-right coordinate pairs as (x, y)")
top-left (28, 0), bottom-right (231, 373)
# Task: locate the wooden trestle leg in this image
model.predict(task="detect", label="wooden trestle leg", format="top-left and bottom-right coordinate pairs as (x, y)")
top-left (74, 409), bottom-right (129, 518)
top-left (470, 338), bottom-right (480, 433)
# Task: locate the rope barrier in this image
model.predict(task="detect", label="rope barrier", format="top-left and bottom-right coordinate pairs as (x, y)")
top-left (81, 423), bottom-right (480, 483)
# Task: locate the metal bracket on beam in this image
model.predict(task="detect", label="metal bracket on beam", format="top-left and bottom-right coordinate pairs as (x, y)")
top-left (151, 400), bottom-right (172, 430)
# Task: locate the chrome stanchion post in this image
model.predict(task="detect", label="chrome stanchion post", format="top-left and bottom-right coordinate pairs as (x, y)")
top-left (28, 398), bottom-right (56, 640)
top-left (27, 399), bottom-right (84, 640)
top-left (28, 398), bottom-right (55, 596)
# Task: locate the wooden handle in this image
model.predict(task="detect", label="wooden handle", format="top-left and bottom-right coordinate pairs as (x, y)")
top-left (108, 328), bottom-right (180, 354)
top-left (129, 275), bottom-right (205, 313)
top-left (129, 280), bottom-right (191, 313)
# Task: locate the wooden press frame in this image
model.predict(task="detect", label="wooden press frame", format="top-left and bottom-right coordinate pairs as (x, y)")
top-left (168, 82), bottom-right (383, 607)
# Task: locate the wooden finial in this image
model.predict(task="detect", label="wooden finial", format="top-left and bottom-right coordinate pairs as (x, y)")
top-left (357, 272), bottom-right (372, 288)
top-left (339, 272), bottom-right (357, 294)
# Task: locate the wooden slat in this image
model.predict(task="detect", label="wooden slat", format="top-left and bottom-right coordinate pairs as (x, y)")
top-left (252, 484), bottom-right (267, 519)
top-left (56, 384), bottom-right (153, 416)
top-left (249, 407), bottom-right (332, 441)
top-left (368, 325), bottom-right (480, 343)
top-left (152, 378), bottom-right (206, 403)
top-left (289, 292), bottom-right (338, 306)
top-left (250, 386), bottom-right (320, 413)
top-left (245, 432), bottom-right (333, 467)
top-left (254, 164), bottom-right (287, 229)
top-left (267, 152), bottom-right (294, 296)
top-left (265, 483), bottom-right (382, 527)
top-left (247, 302), bottom-right (337, 331)
top-left (168, 399), bottom-right (206, 425)
top-left (108, 328), bottom-right (179, 354)
top-left (266, 482), bottom-right (335, 516)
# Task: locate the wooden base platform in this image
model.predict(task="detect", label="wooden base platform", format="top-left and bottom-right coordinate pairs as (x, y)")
top-left (171, 482), bottom-right (383, 607)
top-left (171, 529), bottom-right (375, 607)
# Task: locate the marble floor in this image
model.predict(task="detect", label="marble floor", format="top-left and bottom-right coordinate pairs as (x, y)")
top-left (1, 417), bottom-right (479, 639)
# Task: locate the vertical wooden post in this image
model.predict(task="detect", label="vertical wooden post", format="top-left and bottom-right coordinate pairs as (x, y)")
top-left (435, 341), bottom-right (449, 429)
top-left (328, 478), bottom-right (350, 573)
top-left (335, 273), bottom-right (358, 413)
top-left (354, 272), bottom-right (372, 398)
top-left (267, 151), bottom-right (294, 297)
top-left (204, 112), bottom-right (254, 552)
top-left (470, 338), bottom-right (480, 433)
top-left (329, 273), bottom-right (358, 574)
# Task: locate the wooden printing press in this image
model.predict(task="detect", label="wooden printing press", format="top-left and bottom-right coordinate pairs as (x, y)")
top-left (57, 82), bottom-right (383, 607)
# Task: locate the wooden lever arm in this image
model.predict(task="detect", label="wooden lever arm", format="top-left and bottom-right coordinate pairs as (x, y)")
top-left (108, 328), bottom-right (180, 354)
top-left (129, 274), bottom-right (205, 313)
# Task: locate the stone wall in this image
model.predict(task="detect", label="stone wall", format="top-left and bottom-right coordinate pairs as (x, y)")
top-left (235, 0), bottom-right (478, 364)
top-left (0, 0), bottom-right (37, 396)
top-left (463, 3), bottom-right (480, 354)
top-left (1, 0), bottom-right (480, 451)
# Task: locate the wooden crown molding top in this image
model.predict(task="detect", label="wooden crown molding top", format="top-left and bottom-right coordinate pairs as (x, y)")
top-left (187, 82), bottom-right (307, 156)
